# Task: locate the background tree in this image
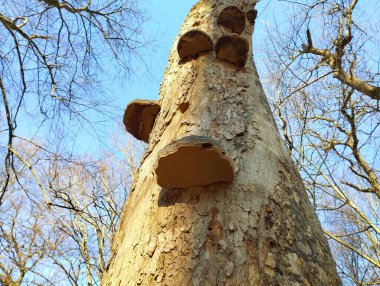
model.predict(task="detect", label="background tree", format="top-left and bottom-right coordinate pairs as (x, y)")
top-left (0, 1), bottom-right (146, 282)
top-left (259, 0), bottom-right (380, 284)
top-left (0, 136), bottom-right (141, 285)
top-left (0, 0), bottom-right (145, 205)
top-left (0, 201), bottom-right (61, 285)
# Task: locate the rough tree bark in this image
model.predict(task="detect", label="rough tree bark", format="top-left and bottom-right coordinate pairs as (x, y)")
top-left (102, 0), bottom-right (342, 285)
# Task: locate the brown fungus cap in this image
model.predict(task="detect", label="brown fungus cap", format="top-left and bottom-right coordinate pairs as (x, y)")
top-left (215, 35), bottom-right (249, 68)
top-left (123, 99), bottom-right (160, 143)
top-left (217, 6), bottom-right (246, 34)
top-left (177, 30), bottom-right (213, 60)
top-left (154, 136), bottom-right (235, 188)
top-left (246, 9), bottom-right (258, 25)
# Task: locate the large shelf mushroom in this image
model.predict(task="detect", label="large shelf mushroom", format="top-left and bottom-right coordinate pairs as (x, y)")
top-left (215, 35), bottom-right (249, 68)
top-left (217, 6), bottom-right (246, 34)
top-left (177, 30), bottom-right (214, 61)
top-left (154, 136), bottom-right (235, 188)
top-left (123, 99), bottom-right (160, 143)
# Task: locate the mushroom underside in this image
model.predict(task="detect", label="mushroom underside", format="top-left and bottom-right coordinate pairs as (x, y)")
top-left (177, 30), bottom-right (213, 60)
top-left (155, 136), bottom-right (235, 188)
top-left (215, 35), bottom-right (249, 68)
top-left (217, 6), bottom-right (246, 34)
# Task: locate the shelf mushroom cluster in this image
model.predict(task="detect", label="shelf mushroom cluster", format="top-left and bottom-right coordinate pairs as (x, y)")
top-left (177, 5), bottom-right (257, 68)
top-left (123, 5), bottom-right (258, 189)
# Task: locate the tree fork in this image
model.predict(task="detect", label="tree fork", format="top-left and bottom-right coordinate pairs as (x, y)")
top-left (102, 1), bottom-right (342, 285)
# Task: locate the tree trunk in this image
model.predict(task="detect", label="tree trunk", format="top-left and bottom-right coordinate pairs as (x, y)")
top-left (102, 1), bottom-right (342, 285)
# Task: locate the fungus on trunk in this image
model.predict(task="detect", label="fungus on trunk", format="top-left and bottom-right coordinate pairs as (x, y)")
top-left (246, 9), bottom-right (258, 25)
top-left (215, 35), bottom-right (249, 68)
top-left (154, 136), bottom-right (235, 188)
top-left (217, 6), bottom-right (246, 34)
top-left (177, 30), bottom-right (213, 61)
top-left (123, 99), bottom-right (160, 143)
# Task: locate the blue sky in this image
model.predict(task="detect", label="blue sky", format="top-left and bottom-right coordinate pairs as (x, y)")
top-left (122, 1), bottom-right (199, 103)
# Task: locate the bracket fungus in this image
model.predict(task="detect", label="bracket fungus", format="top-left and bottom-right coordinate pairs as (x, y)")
top-left (215, 35), bottom-right (249, 68)
top-left (154, 136), bottom-right (235, 188)
top-left (177, 30), bottom-right (213, 60)
top-left (123, 99), bottom-right (160, 143)
top-left (217, 6), bottom-right (246, 34)
top-left (246, 9), bottom-right (258, 25)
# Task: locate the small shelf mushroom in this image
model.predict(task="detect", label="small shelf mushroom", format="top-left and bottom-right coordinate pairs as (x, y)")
top-left (217, 6), bottom-right (246, 34)
top-left (177, 30), bottom-right (213, 60)
top-left (215, 35), bottom-right (249, 68)
top-left (154, 136), bottom-right (235, 188)
top-left (123, 99), bottom-right (160, 143)
top-left (246, 9), bottom-right (258, 25)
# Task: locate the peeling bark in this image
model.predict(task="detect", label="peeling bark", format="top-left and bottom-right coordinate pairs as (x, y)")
top-left (102, 1), bottom-right (342, 285)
